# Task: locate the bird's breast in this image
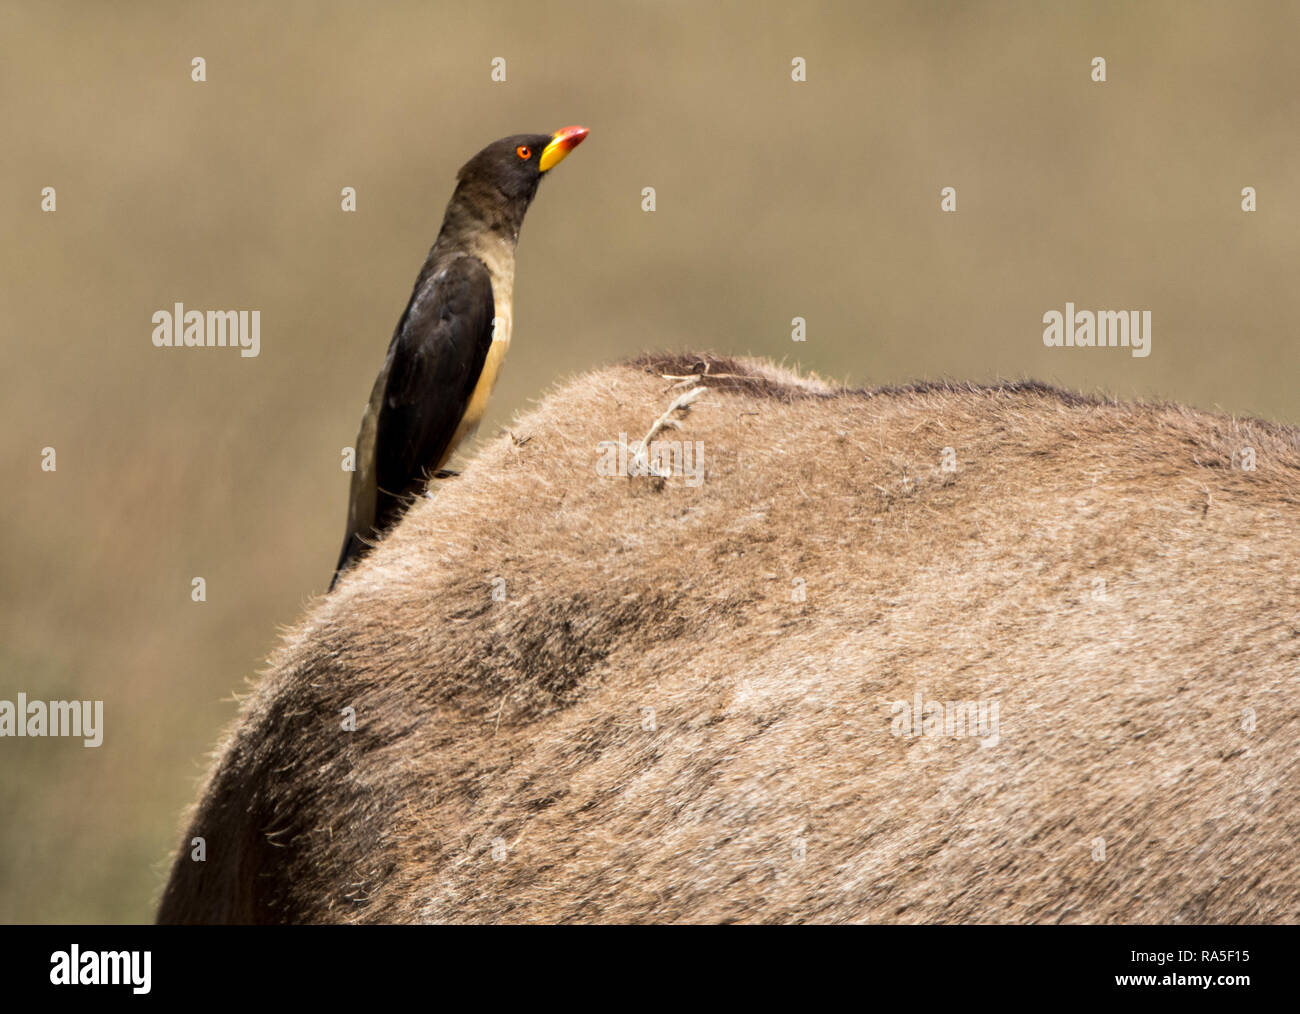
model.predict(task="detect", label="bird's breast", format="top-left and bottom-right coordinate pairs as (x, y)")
top-left (438, 249), bottom-right (514, 468)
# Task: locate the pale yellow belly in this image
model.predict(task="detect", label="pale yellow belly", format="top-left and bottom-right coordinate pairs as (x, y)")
top-left (438, 321), bottom-right (510, 468)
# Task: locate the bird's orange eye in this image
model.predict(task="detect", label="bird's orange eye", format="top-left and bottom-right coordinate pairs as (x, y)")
top-left (516, 145), bottom-right (531, 159)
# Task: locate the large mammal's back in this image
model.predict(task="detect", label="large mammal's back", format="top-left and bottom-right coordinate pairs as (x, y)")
top-left (158, 353), bottom-right (1300, 923)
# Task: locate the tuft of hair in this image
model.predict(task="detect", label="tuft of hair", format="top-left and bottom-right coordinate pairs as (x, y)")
top-left (158, 353), bottom-right (1300, 924)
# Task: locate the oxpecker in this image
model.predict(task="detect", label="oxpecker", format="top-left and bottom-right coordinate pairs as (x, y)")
top-left (331, 126), bottom-right (589, 588)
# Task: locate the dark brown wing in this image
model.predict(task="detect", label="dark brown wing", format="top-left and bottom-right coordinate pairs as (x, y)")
top-left (332, 253), bottom-right (494, 584)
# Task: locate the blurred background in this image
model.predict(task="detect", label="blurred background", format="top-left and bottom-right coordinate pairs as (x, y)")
top-left (1, 0), bottom-right (1296, 922)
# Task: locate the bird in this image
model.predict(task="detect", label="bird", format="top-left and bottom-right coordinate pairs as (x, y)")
top-left (330, 126), bottom-right (589, 589)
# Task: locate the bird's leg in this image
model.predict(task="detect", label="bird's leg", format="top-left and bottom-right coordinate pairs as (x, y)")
top-left (419, 468), bottom-right (462, 499)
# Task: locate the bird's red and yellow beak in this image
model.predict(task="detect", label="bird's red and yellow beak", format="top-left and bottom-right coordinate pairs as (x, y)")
top-left (539, 125), bottom-right (589, 172)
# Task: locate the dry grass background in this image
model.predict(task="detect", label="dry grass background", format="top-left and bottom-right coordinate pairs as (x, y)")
top-left (1, 0), bottom-right (1297, 922)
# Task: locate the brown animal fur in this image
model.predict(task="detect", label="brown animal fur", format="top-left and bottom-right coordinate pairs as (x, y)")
top-left (157, 353), bottom-right (1300, 924)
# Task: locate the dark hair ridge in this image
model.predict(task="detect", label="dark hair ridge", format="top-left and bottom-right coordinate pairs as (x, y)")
top-left (158, 353), bottom-right (1300, 924)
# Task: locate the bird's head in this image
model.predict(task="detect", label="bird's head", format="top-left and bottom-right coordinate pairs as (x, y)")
top-left (456, 126), bottom-right (590, 206)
